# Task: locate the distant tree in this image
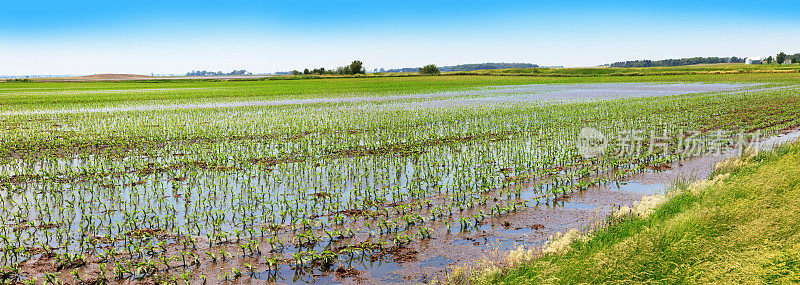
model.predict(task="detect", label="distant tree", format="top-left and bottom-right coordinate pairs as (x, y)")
top-left (303, 68), bottom-right (310, 75)
top-left (187, 69), bottom-right (249, 76)
top-left (349, 60), bottom-right (365, 75)
top-left (766, 56), bottom-right (774, 64)
top-left (793, 57), bottom-right (799, 64)
top-left (608, 57), bottom-right (744, 68)
top-left (292, 70), bottom-right (301, 76)
top-left (419, 64), bottom-right (441, 75)
top-left (383, 63), bottom-right (540, 73)
top-left (777, 52), bottom-right (787, 64)
top-left (336, 66), bottom-right (350, 75)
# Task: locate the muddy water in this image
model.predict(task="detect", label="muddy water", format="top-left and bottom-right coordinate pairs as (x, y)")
top-left (347, 128), bottom-right (800, 284)
top-left (2, 83), bottom-right (755, 116)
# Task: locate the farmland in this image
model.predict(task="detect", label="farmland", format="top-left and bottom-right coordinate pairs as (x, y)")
top-left (1, 69), bottom-right (799, 283)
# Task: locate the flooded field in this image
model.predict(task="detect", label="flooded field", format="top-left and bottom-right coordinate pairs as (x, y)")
top-left (0, 82), bottom-right (757, 115)
top-left (0, 79), bottom-right (799, 284)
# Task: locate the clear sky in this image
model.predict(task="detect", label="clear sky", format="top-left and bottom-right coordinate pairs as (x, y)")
top-left (0, 0), bottom-right (798, 76)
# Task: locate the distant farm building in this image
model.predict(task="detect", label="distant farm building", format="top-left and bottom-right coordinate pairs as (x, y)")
top-left (745, 57), bottom-right (762, 64)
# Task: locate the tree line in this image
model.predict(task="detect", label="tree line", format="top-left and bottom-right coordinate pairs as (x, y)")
top-left (186, 70), bottom-right (251, 76)
top-left (285, 60), bottom-right (366, 76)
top-left (386, 62), bottom-right (538, 73)
top-left (608, 57), bottom-right (745, 68)
top-left (767, 52), bottom-right (800, 64)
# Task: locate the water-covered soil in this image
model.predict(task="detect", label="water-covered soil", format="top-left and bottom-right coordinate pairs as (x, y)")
top-left (3, 82), bottom-right (797, 284)
top-left (354, 127), bottom-right (800, 284)
top-left (3, 82), bottom-right (756, 115)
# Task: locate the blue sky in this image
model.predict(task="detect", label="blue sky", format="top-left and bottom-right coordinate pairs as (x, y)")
top-left (0, 0), bottom-right (798, 75)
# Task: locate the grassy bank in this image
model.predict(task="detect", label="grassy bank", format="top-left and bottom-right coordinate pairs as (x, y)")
top-left (477, 141), bottom-right (800, 284)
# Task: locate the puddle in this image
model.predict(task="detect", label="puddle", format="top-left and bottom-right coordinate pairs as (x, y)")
top-left (352, 259), bottom-right (406, 283)
top-left (253, 265), bottom-right (338, 284)
top-left (546, 200), bottom-right (598, 210)
top-left (611, 181), bottom-right (666, 195)
top-left (418, 256), bottom-right (455, 268)
top-left (757, 128), bottom-right (800, 150)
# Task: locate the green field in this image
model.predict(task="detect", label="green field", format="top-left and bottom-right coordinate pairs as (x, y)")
top-left (0, 68), bottom-right (799, 283)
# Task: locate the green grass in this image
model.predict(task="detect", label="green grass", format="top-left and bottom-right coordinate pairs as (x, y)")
top-left (480, 141), bottom-right (800, 284)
